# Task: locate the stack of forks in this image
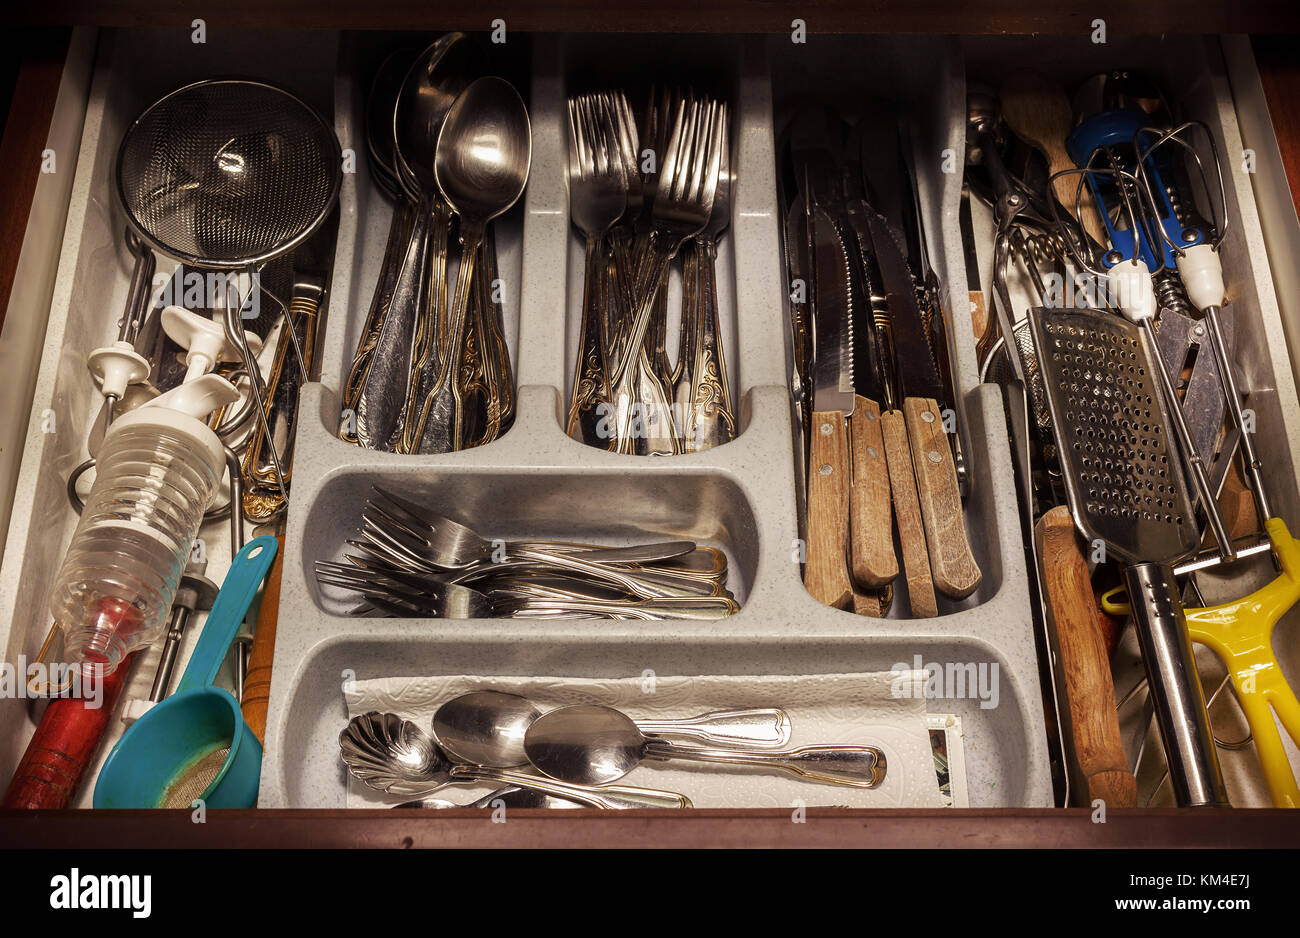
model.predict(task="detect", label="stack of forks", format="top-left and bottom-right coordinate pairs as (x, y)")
top-left (315, 487), bottom-right (739, 619)
top-left (565, 89), bottom-right (735, 455)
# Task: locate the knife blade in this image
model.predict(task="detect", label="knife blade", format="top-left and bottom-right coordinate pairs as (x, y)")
top-left (784, 195), bottom-right (813, 534)
top-left (805, 203), bottom-right (856, 610)
top-left (863, 208), bottom-right (982, 600)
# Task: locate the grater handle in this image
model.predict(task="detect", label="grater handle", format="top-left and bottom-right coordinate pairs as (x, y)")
top-left (1124, 562), bottom-right (1230, 807)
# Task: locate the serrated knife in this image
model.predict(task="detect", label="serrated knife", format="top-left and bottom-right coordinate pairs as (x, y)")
top-left (862, 208), bottom-right (982, 600)
top-left (835, 199), bottom-right (899, 592)
top-left (842, 200), bottom-right (936, 617)
top-left (805, 203), bottom-right (856, 610)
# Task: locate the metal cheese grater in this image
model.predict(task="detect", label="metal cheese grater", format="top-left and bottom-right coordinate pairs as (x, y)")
top-left (1028, 305), bottom-right (1229, 806)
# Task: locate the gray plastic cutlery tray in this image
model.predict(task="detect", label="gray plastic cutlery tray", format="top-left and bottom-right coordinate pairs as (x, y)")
top-left (2, 28), bottom-right (1298, 809)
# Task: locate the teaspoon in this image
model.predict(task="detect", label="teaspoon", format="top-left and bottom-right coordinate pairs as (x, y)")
top-left (431, 690), bottom-right (792, 768)
top-left (523, 704), bottom-right (887, 788)
top-left (339, 711), bottom-right (690, 809)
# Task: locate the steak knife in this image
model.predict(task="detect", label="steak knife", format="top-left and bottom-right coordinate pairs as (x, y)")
top-left (846, 207), bottom-right (937, 617)
top-left (836, 198), bottom-right (898, 591)
top-left (805, 203), bottom-right (856, 610)
top-left (863, 208), bottom-right (982, 600)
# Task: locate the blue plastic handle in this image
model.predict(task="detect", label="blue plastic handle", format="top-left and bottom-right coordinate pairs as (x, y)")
top-left (175, 535), bottom-right (278, 694)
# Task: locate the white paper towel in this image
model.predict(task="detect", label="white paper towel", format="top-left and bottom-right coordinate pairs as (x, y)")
top-left (343, 671), bottom-right (945, 808)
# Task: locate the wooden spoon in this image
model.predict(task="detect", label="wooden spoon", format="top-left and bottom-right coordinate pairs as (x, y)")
top-left (1000, 69), bottom-right (1109, 248)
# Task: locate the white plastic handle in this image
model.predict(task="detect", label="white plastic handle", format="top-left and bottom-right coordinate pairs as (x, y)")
top-left (1107, 258), bottom-right (1158, 323)
top-left (161, 305), bottom-right (263, 382)
top-left (86, 341), bottom-right (151, 399)
top-left (1175, 243), bottom-right (1226, 311)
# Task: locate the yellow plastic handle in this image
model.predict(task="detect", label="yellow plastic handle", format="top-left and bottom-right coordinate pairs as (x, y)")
top-left (1101, 584), bottom-right (1130, 617)
top-left (1098, 519), bottom-right (1300, 808)
top-left (1182, 518), bottom-right (1300, 808)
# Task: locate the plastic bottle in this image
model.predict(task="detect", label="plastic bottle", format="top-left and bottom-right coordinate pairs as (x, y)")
top-left (52, 374), bottom-right (239, 675)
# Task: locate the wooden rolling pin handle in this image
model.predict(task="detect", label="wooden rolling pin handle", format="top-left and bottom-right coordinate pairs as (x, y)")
top-left (2, 651), bottom-right (139, 809)
top-left (241, 534), bottom-right (286, 745)
top-left (1036, 506), bottom-right (1137, 808)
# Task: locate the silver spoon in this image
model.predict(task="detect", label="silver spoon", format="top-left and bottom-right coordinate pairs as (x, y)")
top-left (356, 34), bottom-right (474, 450)
top-left (339, 711), bottom-right (690, 809)
top-left (431, 690), bottom-right (792, 767)
top-left (410, 77), bottom-right (531, 454)
top-left (394, 785), bottom-right (583, 809)
top-left (524, 705), bottom-right (887, 788)
top-left (394, 35), bottom-right (484, 452)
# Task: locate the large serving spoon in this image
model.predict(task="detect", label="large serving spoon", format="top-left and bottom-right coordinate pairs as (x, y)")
top-left (523, 704), bottom-right (887, 788)
top-left (339, 711), bottom-right (691, 808)
top-left (410, 77), bottom-right (530, 454)
top-left (431, 690), bottom-right (792, 767)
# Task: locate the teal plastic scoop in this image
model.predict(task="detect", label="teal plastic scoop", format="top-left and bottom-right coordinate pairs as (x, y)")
top-left (94, 535), bottom-right (278, 809)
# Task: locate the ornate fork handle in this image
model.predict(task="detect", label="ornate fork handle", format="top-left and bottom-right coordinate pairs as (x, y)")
top-left (566, 232), bottom-right (613, 445)
top-left (683, 235), bottom-right (735, 452)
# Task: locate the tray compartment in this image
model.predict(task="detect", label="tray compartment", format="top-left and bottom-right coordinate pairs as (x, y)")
top-left (263, 632), bottom-right (1042, 808)
top-left (766, 35), bottom-right (1019, 618)
top-left (544, 35), bottom-right (760, 450)
top-left (302, 465), bottom-right (759, 613)
top-left (262, 34), bottom-right (1054, 809)
top-left (317, 31), bottom-right (532, 452)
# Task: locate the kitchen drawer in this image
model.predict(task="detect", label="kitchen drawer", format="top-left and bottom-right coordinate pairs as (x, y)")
top-left (2, 23), bottom-right (1300, 832)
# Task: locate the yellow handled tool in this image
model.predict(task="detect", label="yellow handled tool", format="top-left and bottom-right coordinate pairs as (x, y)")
top-left (1103, 518), bottom-right (1300, 807)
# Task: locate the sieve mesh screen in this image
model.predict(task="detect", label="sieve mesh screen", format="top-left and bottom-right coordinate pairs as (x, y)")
top-left (117, 80), bottom-right (339, 268)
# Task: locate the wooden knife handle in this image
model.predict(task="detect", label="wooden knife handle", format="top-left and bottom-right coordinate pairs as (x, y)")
top-left (849, 395), bottom-right (897, 589)
top-left (902, 398), bottom-right (982, 599)
top-left (805, 410), bottom-right (853, 610)
top-left (969, 290), bottom-right (989, 344)
top-left (1, 652), bottom-right (138, 809)
top-left (1036, 506), bottom-right (1137, 808)
top-left (880, 409), bottom-right (937, 618)
top-left (972, 289), bottom-right (1003, 371)
top-left (241, 534), bottom-right (286, 745)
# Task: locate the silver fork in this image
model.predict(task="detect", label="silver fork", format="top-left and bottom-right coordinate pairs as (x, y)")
top-left (608, 98), bottom-right (724, 454)
top-left (360, 488), bottom-right (721, 599)
top-left (676, 103), bottom-right (735, 452)
top-left (565, 93), bottom-right (626, 445)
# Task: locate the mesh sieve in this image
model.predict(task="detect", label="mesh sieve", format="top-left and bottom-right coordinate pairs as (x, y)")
top-left (116, 79), bottom-right (340, 269)
top-left (160, 746), bottom-right (230, 808)
top-left (1027, 306), bottom-right (1199, 566)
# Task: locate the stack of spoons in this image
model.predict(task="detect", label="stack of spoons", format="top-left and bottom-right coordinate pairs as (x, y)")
top-left (340, 690), bottom-right (887, 808)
